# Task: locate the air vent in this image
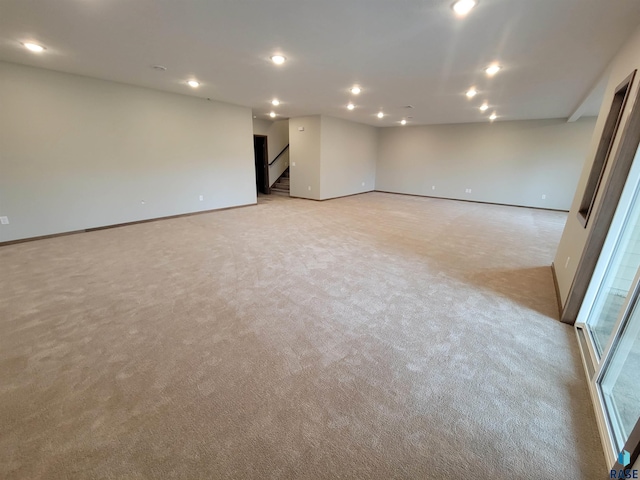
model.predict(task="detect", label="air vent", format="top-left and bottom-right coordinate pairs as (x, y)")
top-left (403, 105), bottom-right (414, 109)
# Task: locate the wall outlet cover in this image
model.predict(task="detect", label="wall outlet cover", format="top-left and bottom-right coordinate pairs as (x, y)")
top-left (0, 216), bottom-right (9, 225)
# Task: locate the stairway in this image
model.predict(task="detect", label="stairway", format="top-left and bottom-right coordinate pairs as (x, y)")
top-left (271, 168), bottom-right (290, 195)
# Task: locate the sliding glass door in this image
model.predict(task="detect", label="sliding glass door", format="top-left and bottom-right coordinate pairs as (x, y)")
top-left (575, 143), bottom-right (640, 469)
top-left (599, 305), bottom-right (640, 452)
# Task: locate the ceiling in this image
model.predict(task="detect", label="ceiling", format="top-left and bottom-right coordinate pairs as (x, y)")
top-left (1, 0), bottom-right (640, 126)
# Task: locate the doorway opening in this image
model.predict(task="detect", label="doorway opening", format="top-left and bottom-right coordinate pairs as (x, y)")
top-left (253, 135), bottom-right (270, 195)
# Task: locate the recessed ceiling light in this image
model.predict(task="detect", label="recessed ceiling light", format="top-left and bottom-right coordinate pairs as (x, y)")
top-left (269, 111), bottom-right (277, 118)
top-left (452, 0), bottom-right (477, 16)
top-left (350, 86), bottom-right (361, 95)
top-left (480, 103), bottom-right (489, 111)
top-left (400, 119), bottom-right (407, 125)
top-left (187, 80), bottom-right (200, 88)
top-left (271, 55), bottom-right (286, 65)
top-left (271, 99), bottom-right (280, 106)
top-left (22, 42), bottom-right (45, 53)
top-left (485, 64), bottom-right (501, 76)
top-left (377, 111), bottom-right (384, 119)
top-left (347, 103), bottom-right (355, 110)
top-left (489, 112), bottom-right (497, 121)
top-left (466, 88), bottom-right (477, 98)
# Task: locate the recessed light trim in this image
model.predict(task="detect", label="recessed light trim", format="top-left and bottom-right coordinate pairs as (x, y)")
top-left (489, 112), bottom-right (497, 121)
top-left (271, 99), bottom-right (280, 106)
top-left (480, 103), bottom-right (489, 111)
top-left (347, 103), bottom-right (355, 110)
top-left (350, 86), bottom-right (362, 95)
top-left (377, 111), bottom-right (384, 119)
top-left (152, 65), bottom-right (167, 71)
top-left (271, 55), bottom-right (286, 65)
top-left (23, 42), bottom-right (45, 53)
top-left (269, 111), bottom-right (277, 118)
top-left (400, 119), bottom-right (407, 125)
top-left (485, 64), bottom-right (502, 76)
top-left (466, 88), bottom-right (478, 98)
top-left (187, 80), bottom-right (200, 88)
top-left (452, 0), bottom-right (477, 16)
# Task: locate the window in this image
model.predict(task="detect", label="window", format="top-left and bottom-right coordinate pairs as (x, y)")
top-left (578, 71), bottom-right (636, 227)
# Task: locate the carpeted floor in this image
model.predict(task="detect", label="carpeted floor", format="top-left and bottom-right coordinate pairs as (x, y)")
top-left (0, 192), bottom-right (606, 479)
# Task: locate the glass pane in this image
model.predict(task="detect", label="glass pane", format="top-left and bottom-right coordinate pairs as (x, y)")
top-left (587, 189), bottom-right (640, 356)
top-left (599, 300), bottom-right (640, 450)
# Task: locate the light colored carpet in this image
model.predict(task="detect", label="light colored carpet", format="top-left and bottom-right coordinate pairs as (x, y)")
top-left (0, 192), bottom-right (605, 479)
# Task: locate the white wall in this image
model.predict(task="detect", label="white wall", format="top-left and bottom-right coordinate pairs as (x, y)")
top-left (0, 61), bottom-right (256, 243)
top-left (320, 116), bottom-right (377, 200)
top-left (376, 118), bottom-right (596, 211)
top-left (554, 25), bottom-right (640, 304)
top-left (289, 116), bottom-right (321, 200)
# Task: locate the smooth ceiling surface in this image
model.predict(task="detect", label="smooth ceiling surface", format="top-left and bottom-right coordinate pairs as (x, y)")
top-left (1, 0), bottom-right (640, 126)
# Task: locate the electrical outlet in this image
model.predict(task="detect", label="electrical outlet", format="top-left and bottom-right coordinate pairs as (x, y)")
top-left (292, 162), bottom-right (296, 167)
top-left (0, 216), bottom-right (8, 225)
top-left (361, 182), bottom-right (365, 186)
top-left (199, 195), bottom-right (204, 201)
top-left (542, 194), bottom-right (546, 199)
top-left (432, 185), bottom-right (436, 190)
top-left (465, 188), bottom-right (472, 193)
top-left (308, 186), bottom-right (311, 191)
top-left (141, 200), bottom-right (146, 205)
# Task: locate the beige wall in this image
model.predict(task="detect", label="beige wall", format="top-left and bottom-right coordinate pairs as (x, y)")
top-left (252, 118), bottom-right (271, 136)
top-left (320, 116), bottom-right (377, 200)
top-left (554, 25), bottom-right (640, 305)
top-left (288, 115), bottom-right (377, 201)
top-left (0, 61), bottom-right (256, 243)
top-left (289, 116), bottom-right (321, 200)
top-left (376, 118), bottom-right (596, 211)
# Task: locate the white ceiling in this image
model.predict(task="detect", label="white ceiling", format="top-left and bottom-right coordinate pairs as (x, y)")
top-left (1, 0), bottom-right (640, 126)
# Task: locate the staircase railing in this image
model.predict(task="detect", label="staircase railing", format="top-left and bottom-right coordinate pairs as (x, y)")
top-left (269, 144), bottom-right (289, 166)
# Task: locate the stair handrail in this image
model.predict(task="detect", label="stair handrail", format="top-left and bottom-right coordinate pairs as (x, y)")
top-left (268, 144), bottom-right (289, 166)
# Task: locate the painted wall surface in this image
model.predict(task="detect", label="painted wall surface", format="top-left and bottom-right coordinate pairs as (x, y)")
top-left (554, 25), bottom-right (640, 305)
top-left (0, 61), bottom-right (256, 242)
top-left (266, 120), bottom-right (289, 186)
top-left (266, 120), bottom-right (289, 164)
top-left (320, 116), bottom-right (377, 200)
top-left (288, 116), bottom-right (321, 200)
top-left (252, 118), bottom-right (271, 136)
top-left (376, 118), bottom-right (596, 211)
